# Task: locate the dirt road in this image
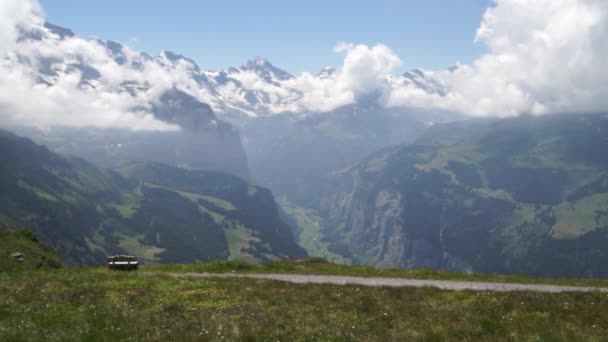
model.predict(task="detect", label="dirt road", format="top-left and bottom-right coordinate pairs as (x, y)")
top-left (166, 272), bottom-right (608, 293)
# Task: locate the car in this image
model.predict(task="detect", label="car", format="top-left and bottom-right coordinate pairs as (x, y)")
top-left (107, 255), bottom-right (139, 270)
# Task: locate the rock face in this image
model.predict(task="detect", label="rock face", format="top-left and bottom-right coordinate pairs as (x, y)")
top-left (321, 114), bottom-right (608, 278)
top-left (320, 148), bottom-right (468, 271)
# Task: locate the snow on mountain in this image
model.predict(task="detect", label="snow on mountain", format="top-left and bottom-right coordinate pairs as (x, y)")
top-left (7, 20), bottom-right (444, 123)
top-left (201, 58), bottom-right (303, 116)
top-left (402, 69), bottom-right (445, 95)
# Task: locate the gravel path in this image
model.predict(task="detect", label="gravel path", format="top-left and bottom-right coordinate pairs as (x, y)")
top-left (167, 272), bottom-right (608, 293)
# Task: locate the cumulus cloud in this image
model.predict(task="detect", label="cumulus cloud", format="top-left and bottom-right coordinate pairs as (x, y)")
top-left (286, 43), bottom-right (402, 112)
top-left (2, 0), bottom-right (607, 123)
top-left (0, 0), bottom-right (178, 131)
top-left (282, 0), bottom-right (608, 117)
top-left (0, 0), bottom-right (40, 55)
top-left (0, 63), bottom-right (173, 130)
top-left (387, 0), bottom-right (608, 117)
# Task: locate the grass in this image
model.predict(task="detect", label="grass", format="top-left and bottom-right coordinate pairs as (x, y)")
top-left (17, 180), bottom-right (58, 202)
top-left (0, 229), bottom-right (62, 272)
top-left (1, 266), bottom-right (608, 340)
top-left (84, 230), bottom-right (111, 257)
top-left (117, 233), bottom-right (166, 264)
top-left (144, 182), bottom-right (236, 211)
top-left (224, 223), bottom-right (264, 263)
top-left (109, 181), bottom-right (276, 264)
top-left (108, 192), bottom-right (140, 219)
top-left (552, 193), bottom-right (608, 239)
top-left (148, 259), bottom-right (608, 288)
top-left (126, 182), bottom-right (258, 263)
top-left (415, 143), bottom-right (487, 186)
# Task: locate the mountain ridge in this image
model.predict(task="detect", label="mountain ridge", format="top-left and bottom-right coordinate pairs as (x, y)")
top-left (18, 21), bottom-right (442, 119)
top-left (319, 113), bottom-right (608, 278)
top-left (0, 129), bottom-right (305, 264)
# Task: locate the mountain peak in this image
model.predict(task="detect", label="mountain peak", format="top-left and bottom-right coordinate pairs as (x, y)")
top-left (318, 66), bottom-right (337, 78)
top-left (245, 56), bottom-right (272, 69)
top-left (403, 68), bottom-right (427, 79)
top-left (241, 57), bottom-right (293, 82)
top-left (43, 22), bottom-right (74, 39)
top-left (161, 50), bottom-right (197, 65)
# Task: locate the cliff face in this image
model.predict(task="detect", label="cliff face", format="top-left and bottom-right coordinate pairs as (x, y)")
top-left (321, 145), bottom-right (470, 271)
top-left (321, 114), bottom-right (608, 278)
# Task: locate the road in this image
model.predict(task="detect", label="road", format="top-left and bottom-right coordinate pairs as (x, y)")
top-left (166, 272), bottom-right (608, 293)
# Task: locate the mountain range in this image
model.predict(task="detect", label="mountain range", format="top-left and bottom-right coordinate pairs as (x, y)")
top-left (18, 21), bottom-right (443, 120)
top-left (9, 20), bottom-right (450, 205)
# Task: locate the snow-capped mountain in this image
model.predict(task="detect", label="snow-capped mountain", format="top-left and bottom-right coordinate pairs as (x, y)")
top-left (200, 59), bottom-right (445, 117)
top-left (401, 69), bottom-right (447, 96)
top-left (317, 67), bottom-right (337, 79)
top-left (10, 21), bottom-right (445, 121)
top-left (5, 19), bottom-right (450, 205)
top-left (9, 21), bottom-right (251, 178)
top-left (200, 57), bottom-right (304, 117)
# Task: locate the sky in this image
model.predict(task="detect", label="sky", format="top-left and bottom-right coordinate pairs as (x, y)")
top-left (2, 0), bottom-right (608, 130)
top-left (40, 0), bottom-right (491, 74)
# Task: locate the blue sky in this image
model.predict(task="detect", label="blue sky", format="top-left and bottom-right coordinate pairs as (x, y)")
top-left (41, 0), bottom-right (493, 74)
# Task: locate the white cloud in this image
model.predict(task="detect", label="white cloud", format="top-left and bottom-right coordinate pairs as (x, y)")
top-left (0, 0), bottom-right (41, 55)
top-left (0, 0), bottom-right (178, 131)
top-left (286, 43), bottom-right (402, 112)
top-left (0, 62), bottom-right (174, 130)
top-left (2, 0), bottom-right (607, 124)
top-left (288, 1), bottom-right (608, 117)
top-left (387, 0), bottom-right (608, 117)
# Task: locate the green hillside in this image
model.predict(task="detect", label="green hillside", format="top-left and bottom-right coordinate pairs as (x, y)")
top-left (0, 130), bottom-right (305, 264)
top-left (114, 162), bottom-right (306, 263)
top-left (0, 229), bottom-right (62, 271)
top-left (321, 114), bottom-right (608, 278)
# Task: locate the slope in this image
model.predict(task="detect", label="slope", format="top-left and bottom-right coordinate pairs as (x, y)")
top-left (0, 130), bottom-right (304, 264)
top-left (0, 229), bottom-right (62, 271)
top-left (321, 113), bottom-right (608, 278)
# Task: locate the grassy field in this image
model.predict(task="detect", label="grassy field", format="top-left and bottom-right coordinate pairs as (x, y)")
top-left (1, 266), bottom-right (608, 341)
top-left (149, 259), bottom-right (608, 288)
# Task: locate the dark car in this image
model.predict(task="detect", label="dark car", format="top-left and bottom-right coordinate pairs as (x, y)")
top-left (107, 255), bottom-right (139, 270)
